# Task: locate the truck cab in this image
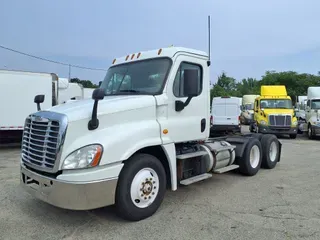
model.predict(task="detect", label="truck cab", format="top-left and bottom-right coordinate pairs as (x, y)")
top-left (240, 94), bottom-right (260, 125)
top-left (301, 87), bottom-right (320, 139)
top-left (20, 47), bottom-right (282, 221)
top-left (250, 85), bottom-right (298, 139)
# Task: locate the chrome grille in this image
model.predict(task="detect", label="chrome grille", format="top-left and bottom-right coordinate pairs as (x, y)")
top-left (269, 115), bottom-right (291, 126)
top-left (21, 111), bottom-right (68, 172)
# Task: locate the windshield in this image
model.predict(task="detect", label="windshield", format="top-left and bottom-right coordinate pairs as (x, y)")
top-left (100, 58), bottom-right (171, 95)
top-left (260, 99), bottom-right (292, 109)
top-left (311, 99), bottom-right (320, 109)
top-left (244, 103), bottom-right (254, 110)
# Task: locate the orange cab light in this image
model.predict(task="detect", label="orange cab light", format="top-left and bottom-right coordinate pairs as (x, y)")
top-left (125, 55), bottom-right (130, 61)
top-left (112, 59), bottom-right (116, 64)
top-left (158, 48), bottom-right (162, 55)
top-left (131, 53), bottom-right (135, 60)
top-left (90, 146), bottom-right (103, 167)
top-left (163, 129), bottom-right (168, 134)
top-left (137, 52), bottom-right (141, 58)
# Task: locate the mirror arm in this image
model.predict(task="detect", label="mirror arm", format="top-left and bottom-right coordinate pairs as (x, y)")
top-left (175, 96), bottom-right (193, 112)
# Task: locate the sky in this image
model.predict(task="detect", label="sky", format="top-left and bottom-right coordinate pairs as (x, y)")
top-left (1, 0), bottom-right (320, 85)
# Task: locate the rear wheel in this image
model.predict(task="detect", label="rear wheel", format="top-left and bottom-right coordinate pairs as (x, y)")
top-left (115, 153), bottom-right (166, 221)
top-left (239, 138), bottom-right (262, 176)
top-left (260, 134), bottom-right (280, 169)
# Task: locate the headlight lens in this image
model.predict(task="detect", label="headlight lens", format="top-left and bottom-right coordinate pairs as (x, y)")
top-left (62, 144), bottom-right (103, 170)
top-left (260, 120), bottom-right (267, 125)
top-left (292, 121), bottom-right (298, 126)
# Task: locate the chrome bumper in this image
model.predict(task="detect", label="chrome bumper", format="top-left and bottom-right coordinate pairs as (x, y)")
top-left (20, 164), bottom-right (118, 210)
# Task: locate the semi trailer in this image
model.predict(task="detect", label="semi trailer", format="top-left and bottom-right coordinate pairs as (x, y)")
top-left (20, 46), bottom-right (282, 221)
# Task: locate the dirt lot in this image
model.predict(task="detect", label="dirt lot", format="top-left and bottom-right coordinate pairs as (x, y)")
top-left (0, 126), bottom-right (319, 240)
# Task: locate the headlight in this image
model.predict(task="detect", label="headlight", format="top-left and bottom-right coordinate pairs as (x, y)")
top-left (260, 120), bottom-right (267, 125)
top-left (292, 121), bottom-right (298, 126)
top-left (62, 144), bottom-right (103, 170)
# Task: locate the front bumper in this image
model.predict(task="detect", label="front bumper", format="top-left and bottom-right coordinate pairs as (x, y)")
top-left (311, 125), bottom-right (320, 135)
top-left (257, 124), bottom-right (298, 135)
top-left (20, 164), bottom-right (118, 210)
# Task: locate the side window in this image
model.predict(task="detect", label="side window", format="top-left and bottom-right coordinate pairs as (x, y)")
top-left (307, 100), bottom-right (310, 108)
top-left (173, 62), bottom-right (202, 98)
top-left (254, 100), bottom-right (259, 110)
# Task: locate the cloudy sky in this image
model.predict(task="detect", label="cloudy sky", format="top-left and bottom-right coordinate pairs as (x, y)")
top-left (1, 0), bottom-right (319, 84)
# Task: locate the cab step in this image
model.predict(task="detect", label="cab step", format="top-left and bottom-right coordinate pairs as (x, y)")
top-left (176, 150), bottom-right (208, 160)
top-left (180, 173), bottom-right (212, 186)
top-left (213, 164), bottom-right (239, 174)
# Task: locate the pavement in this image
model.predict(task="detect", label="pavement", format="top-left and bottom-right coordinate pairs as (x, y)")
top-left (0, 126), bottom-right (319, 240)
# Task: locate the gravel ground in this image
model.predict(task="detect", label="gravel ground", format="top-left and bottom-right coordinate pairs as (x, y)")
top-left (0, 126), bottom-right (319, 240)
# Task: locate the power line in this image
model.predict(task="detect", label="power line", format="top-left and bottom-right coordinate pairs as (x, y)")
top-left (0, 44), bottom-right (107, 71)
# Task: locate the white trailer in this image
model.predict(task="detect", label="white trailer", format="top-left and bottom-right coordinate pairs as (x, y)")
top-left (83, 88), bottom-right (95, 99)
top-left (0, 70), bottom-right (58, 142)
top-left (301, 87), bottom-right (320, 139)
top-left (58, 78), bottom-right (84, 104)
top-left (20, 46), bottom-right (283, 221)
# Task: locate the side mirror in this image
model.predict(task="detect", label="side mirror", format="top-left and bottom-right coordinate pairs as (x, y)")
top-left (175, 69), bottom-right (199, 112)
top-left (34, 94), bottom-right (45, 111)
top-left (92, 88), bottom-right (105, 100)
top-left (88, 88), bottom-right (105, 130)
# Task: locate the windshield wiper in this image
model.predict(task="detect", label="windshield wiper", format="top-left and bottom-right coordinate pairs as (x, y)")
top-left (119, 90), bottom-right (141, 93)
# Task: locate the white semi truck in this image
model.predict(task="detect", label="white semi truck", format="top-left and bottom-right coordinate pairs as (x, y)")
top-left (301, 87), bottom-right (320, 139)
top-left (240, 94), bottom-right (259, 125)
top-left (20, 47), bottom-right (282, 221)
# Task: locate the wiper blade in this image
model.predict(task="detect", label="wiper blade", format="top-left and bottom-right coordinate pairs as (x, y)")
top-left (119, 90), bottom-right (140, 93)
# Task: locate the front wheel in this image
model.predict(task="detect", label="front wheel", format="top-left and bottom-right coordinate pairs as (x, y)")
top-left (289, 134), bottom-right (297, 139)
top-left (308, 125), bottom-right (314, 139)
top-left (115, 153), bottom-right (167, 221)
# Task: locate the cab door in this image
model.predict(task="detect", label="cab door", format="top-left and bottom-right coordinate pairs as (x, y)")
top-left (163, 54), bottom-right (209, 143)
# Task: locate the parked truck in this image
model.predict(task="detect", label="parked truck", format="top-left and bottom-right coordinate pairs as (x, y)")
top-left (300, 87), bottom-right (320, 139)
top-left (20, 47), bottom-right (282, 221)
top-left (250, 85), bottom-right (298, 139)
top-left (0, 70), bottom-right (59, 143)
top-left (240, 94), bottom-right (259, 125)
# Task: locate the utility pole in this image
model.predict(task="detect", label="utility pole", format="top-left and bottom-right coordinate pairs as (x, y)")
top-left (68, 64), bottom-right (71, 80)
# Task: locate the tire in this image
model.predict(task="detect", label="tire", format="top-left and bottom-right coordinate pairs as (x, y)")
top-left (289, 134), bottom-right (297, 139)
top-left (239, 138), bottom-right (262, 176)
top-left (308, 125), bottom-right (314, 139)
top-left (260, 134), bottom-right (280, 169)
top-left (115, 153), bottom-right (167, 221)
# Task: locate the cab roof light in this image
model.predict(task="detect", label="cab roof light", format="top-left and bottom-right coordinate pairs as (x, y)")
top-left (112, 59), bottom-right (116, 64)
top-left (131, 53), bottom-right (135, 60)
top-left (158, 48), bottom-right (162, 55)
top-left (125, 55), bottom-right (130, 61)
top-left (137, 52), bottom-right (141, 58)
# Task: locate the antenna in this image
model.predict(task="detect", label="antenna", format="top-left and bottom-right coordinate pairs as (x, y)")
top-left (207, 15), bottom-right (211, 67)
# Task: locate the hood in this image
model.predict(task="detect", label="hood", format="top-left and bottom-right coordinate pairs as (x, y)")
top-left (262, 109), bottom-right (293, 115)
top-left (45, 95), bottom-right (156, 122)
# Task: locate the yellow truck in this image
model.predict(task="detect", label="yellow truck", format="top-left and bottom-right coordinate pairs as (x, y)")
top-left (249, 85), bottom-right (298, 139)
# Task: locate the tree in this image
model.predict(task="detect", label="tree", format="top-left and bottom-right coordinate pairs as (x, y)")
top-left (70, 78), bottom-right (98, 88)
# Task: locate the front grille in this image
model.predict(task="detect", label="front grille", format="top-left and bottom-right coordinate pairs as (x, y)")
top-left (269, 115), bottom-right (291, 126)
top-left (21, 112), bottom-right (67, 172)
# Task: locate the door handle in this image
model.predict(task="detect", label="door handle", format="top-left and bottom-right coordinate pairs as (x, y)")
top-left (227, 118), bottom-right (231, 120)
